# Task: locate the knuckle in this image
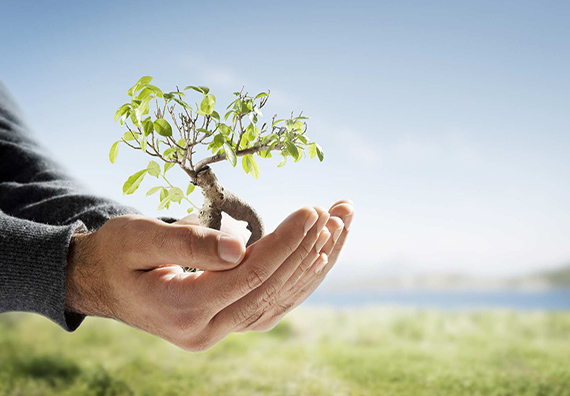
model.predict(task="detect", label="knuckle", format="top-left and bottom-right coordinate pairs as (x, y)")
top-left (298, 256), bottom-right (314, 274)
top-left (273, 302), bottom-right (294, 318)
top-left (179, 336), bottom-right (213, 353)
top-left (282, 238), bottom-right (298, 257)
top-left (297, 240), bottom-right (312, 257)
top-left (242, 310), bottom-right (265, 329)
top-left (245, 266), bottom-right (269, 291)
top-left (259, 282), bottom-right (280, 307)
top-left (179, 226), bottom-right (202, 262)
top-left (267, 232), bottom-right (297, 257)
top-left (168, 312), bottom-right (201, 335)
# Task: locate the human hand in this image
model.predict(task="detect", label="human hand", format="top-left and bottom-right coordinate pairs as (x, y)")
top-left (246, 199), bottom-right (354, 332)
top-left (176, 199), bottom-right (354, 333)
top-left (64, 206), bottom-right (329, 351)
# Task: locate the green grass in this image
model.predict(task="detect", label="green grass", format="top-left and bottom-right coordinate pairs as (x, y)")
top-left (1, 307), bottom-right (570, 395)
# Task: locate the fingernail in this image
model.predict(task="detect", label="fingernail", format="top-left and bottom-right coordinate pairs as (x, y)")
top-left (333, 225), bottom-right (343, 242)
top-left (315, 230), bottom-right (330, 252)
top-left (344, 213), bottom-right (354, 231)
top-left (304, 211), bottom-right (318, 234)
top-left (315, 254), bottom-right (329, 274)
top-left (217, 235), bottom-right (244, 264)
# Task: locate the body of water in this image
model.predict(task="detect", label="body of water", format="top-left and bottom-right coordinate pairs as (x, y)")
top-left (306, 289), bottom-right (570, 310)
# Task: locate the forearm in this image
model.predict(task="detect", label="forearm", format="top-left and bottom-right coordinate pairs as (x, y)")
top-left (0, 211), bottom-right (87, 331)
top-left (0, 81), bottom-right (139, 229)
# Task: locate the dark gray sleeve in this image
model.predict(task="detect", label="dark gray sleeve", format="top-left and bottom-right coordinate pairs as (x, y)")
top-left (0, 82), bottom-right (140, 331)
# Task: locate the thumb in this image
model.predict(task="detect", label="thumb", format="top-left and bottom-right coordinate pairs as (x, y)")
top-left (146, 223), bottom-right (246, 271)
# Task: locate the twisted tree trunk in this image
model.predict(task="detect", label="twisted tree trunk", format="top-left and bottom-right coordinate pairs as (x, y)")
top-left (182, 166), bottom-right (265, 272)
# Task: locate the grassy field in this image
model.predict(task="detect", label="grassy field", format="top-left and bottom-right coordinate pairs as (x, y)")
top-left (1, 307), bottom-right (570, 395)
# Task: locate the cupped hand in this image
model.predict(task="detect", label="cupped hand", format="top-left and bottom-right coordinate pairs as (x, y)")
top-left (64, 206), bottom-right (332, 351)
top-left (247, 199), bottom-right (354, 332)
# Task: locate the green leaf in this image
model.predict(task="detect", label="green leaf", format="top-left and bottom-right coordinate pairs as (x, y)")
top-left (114, 104), bottom-right (130, 122)
top-left (187, 207), bottom-right (194, 214)
top-left (242, 154), bottom-right (259, 179)
top-left (153, 119), bottom-right (172, 137)
top-left (142, 118), bottom-right (153, 136)
top-left (163, 147), bottom-right (176, 159)
top-left (242, 155), bottom-right (251, 174)
top-left (200, 94), bottom-right (216, 115)
top-left (119, 110), bottom-right (130, 127)
top-left (168, 91), bottom-right (185, 97)
top-left (146, 85), bottom-right (163, 98)
top-left (211, 110), bottom-right (220, 121)
top-left (308, 142), bottom-right (317, 159)
top-left (278, 156), bottom-right (287, 167)
top-left (164, 162), bottom-right (176, 173)
top-left (173, 98), bottom-right (192, 110)
top-left (122, 131), bottom-right (138, 141)
top-left (159, 187), bottom-right (168, 201)
top-left (136, 76), bottom-right (153, 86)
top-left (285, 119), bottom-right (295, 131)
top-left (272, 119), bottom-right (285, 128)
top-left (140, 136), bottom-right (148, 153)
top-left (315, 143), bottom-right (324, 162)
top-left (123, 170), bottom-right (147, 195)
top-left (209, 134), bottom-right (225, 152)
top-left (137, 88), bottom-right (153, 101)
top-left (236, 100), bottom-right (252, 114)
top-left (255, 92), bottom-right (269, 99)
top-left (147, 160), bottom-right (160, 177)
top-left (285, 141), bottom-right (301, 161)
top-left (109, 141), bottom-right (120, 163)
top-left (187, 183), bottom-right (195, 195)
top-left (293, 120), bottom-right (304, 131)
top-left (130, 110), bottom-right (140, 127)
top-left (296, 134), bottom-right (308, 145)
top-left (218, 124), bottom-right (231, 136)
top-left (244, 123), bottom-right (257, 142)
top-left (146, 186), bottom-right (162, 196)
top-left (223, 143), bottom-right (237, 167)
top-left (157, 195), bottom-right (171, 210)
top-left (184, 85), bottom-right (209, 94)
top-left (168, 186), bottom-right (184, 203)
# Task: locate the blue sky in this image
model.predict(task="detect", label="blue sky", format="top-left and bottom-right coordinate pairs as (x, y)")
top-left (2, 0), bottom-right (570, 278)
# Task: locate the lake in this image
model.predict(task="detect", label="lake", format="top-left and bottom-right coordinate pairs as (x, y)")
top-left (306, 289), bottom-right (570, 310)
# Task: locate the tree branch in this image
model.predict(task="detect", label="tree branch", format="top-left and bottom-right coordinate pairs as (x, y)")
top-left (194, 143), bottom-right (283, 171)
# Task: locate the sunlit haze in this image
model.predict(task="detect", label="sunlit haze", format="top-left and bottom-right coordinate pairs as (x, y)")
top-left (2, 0), bottom-right (570, 279)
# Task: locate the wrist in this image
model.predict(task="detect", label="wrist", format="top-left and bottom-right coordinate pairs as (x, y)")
top-left (65, 231), bottom-right (109, 318)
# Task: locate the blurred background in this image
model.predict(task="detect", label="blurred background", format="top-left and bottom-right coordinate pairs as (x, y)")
top-left (2, 1), bottom-right (570, 394)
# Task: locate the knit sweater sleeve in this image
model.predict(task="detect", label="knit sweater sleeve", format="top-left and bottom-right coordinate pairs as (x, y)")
top-left (0, 82), bottom-right (140, 331)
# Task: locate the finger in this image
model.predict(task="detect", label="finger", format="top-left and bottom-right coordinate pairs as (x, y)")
top-left (326, 203), bottom-right (354, 264)
top-left (192, 207), bottom-right (319, 310)
top-left (174, 213), bottom-right (200, 226)
top-left (207, 209), bottom-right (328, 334)
top-left (132, 221), bottom-right (246, 271)
top-left (330, 198), bottom-right (354, 210)
top-left (254, 205), bottom-right (354, 330)
top-left (280, 226), bottom-right (330, 295)
top-left (319, 216), bottom-right (344, 255)
top-left (250, 253), bottom-right (329, 332)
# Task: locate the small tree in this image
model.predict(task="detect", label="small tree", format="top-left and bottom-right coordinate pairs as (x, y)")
top-left (109, 76), bottom-right (324, 255)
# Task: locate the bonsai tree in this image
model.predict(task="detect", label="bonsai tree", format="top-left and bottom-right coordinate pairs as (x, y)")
top-left (109, 76), bottom-right (324, 255)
